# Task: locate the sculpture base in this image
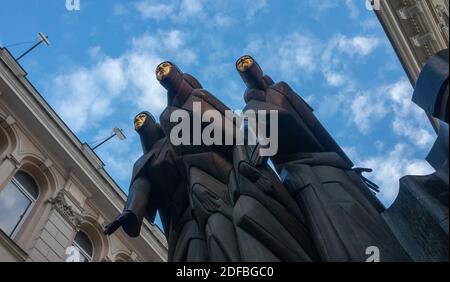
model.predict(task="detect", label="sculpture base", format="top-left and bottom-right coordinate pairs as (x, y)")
top-left (382, 174), bottom-right (449, 262)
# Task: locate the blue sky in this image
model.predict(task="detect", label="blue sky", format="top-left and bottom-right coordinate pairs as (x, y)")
top-left (0, 0), bottom-right (435, 208)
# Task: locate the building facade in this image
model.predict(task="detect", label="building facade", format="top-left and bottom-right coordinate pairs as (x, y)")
top-left (374, 0), bottom-right (449, 261)
top-left (374, 0), bottom-right (449, 85)
top-left (0, 48), bottom-right (168, 262)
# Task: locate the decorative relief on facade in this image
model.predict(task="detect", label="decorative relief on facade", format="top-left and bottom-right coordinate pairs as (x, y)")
top-left (397, 2), bottom-right (423, 20)
top-left (47, 191), bottom-right (83, 229)
top-left (435, 3), bottom-right (449, 33)
top-left (375, 0), bottom-right (449, 84)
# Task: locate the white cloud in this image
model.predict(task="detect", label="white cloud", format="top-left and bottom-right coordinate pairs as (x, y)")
top-left (321, 35), bottom-right (380, 87)
top-left (245, 31), bottom-right (426, 155)
top-left (135, 0), bottom-right (204, 22)
top-left (361, 18), bottom-right (380, 31)
top-left (48, 29), bottom-right (199, 186)
top-left (214, 14), bottom-right (235, 28)
top-left (307, 0), bottom-right (340, 13)
top-left (342, 145), bottom-right (359, 160)
top-left (392, 121), bottom-right (434, 148)
top-left (50, 30), bottom-right (196, 133)
top-left (323, 70), bottom-right (346, 87)
top-left (131, 30), bottom-right (184, 52)
top-left (135, 1), bottom-right (174, 20)
top-left (374, 140), bottom-right (385, 151)
top-left (89, 126), bottom-right (143, 187)
top-left (96, 57), bottom-right (127, 93)
top-left (315, 90), bottom-right (348, 118)
top-left (131, 30), bottom-right (197, 64)
top-left (246, 0), bottom-right (267, 20)
top-left (307, 0), bottom-right (363, 19)
top-left (166, 30), bottom-right (184, 50)
top-left (302, 94), bottom-right (316, 105)
top-left (347, 79), bottom-right (435, 148)
top-left (322, 35), bottom-right (380, 63)
top-left (124, 52), bottom-right (167, 113)
top-left (180, 0), bottom-right (204, 15)
top-left (133, 0), bottom-right (266, 25)
top-left (350, 93), bottom-right (387, 133)
top-left (337, 35), bottom-right (380, 57)
top-left (386, 80), bottom-right (435, 149)
top-left (52, 57), bottom-right (127, 132)
top-left (345, 0), bottom-right (359, 19)
top-left (246, 32), bottom-right (320, 81)
top-left (100, 149), bottom-right (140, 187)
top-left (357, 143), bottom-right (434, 207)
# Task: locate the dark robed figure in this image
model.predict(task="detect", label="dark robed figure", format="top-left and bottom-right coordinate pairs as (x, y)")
top-left (104, 112), bottom-right (206, 261)
top-left (104, 57), bottom-right (410, 262)
top-left (155, 61), bottom-right (318, 261)
top-left (105, 62), bottom-right (319, 262)
top-left (235, 55), bottom-right (409, 262)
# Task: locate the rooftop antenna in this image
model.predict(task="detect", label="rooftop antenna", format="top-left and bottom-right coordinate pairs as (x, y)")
top-left (16, 32), bottom-right (50, 61)
top-left (92, 128), bottom-right (127, 150)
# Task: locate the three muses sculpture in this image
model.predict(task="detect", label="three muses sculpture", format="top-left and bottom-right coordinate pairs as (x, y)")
top-left (104, 56), bottom-right (410, 262)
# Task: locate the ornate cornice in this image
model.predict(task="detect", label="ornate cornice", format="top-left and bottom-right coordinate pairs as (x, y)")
top-left (47, 191), bottom-right (84, 229)
top-left (375, 0), bottom-right (449, 85)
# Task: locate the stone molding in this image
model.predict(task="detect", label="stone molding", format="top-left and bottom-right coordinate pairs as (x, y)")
top-left (47, 191), bottom-right (83, 230)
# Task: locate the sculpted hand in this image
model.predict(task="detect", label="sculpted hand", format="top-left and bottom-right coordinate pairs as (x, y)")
top-left (104, 210), bottom-right (133, 235)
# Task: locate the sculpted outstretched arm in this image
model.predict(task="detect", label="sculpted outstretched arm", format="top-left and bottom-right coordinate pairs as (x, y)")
top-left (104, 176), bottom-right (154, 238)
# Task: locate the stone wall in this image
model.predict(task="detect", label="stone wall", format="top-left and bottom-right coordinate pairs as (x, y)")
top-left (0, 48), bottom-right (167, 262)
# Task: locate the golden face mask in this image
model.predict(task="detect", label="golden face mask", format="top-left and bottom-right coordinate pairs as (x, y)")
top-left (156, 62), bottom-right (173, 81)
top-left (237, 56), bottom-right (254, 72)
top-left (134, 114), bottom-right (147, 130)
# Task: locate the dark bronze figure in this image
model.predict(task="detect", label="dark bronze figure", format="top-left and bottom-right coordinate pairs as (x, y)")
top-left (155, 61), bottom-right (318, 261)
top-left (236, 55), bottom-right (410, 262)
top-left (104, 112), bottom-right (207, 261)
top-left (104, 56), bottom-right (419, 262)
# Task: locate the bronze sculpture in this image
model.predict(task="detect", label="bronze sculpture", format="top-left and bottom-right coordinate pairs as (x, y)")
top-left (157, 61), bottom-right (318, 261)
top-left (104, 57), bottom-right (411, 262)
top-left (105, 62), bottom-right (319, 261)
top-left (235, 55), bottom-right (410, 262)
top-left (104, 111), bottom-right (207, 261)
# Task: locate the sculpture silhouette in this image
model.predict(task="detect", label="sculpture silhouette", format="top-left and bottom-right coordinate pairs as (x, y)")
top-left (105, 57), bottom-right (411, 262)
top-left (156, 61), bottom-right (318, 261)
top-left (104, 112), bottom-right (207, 261)
top-left (236, 55), bottom-right (410, 262)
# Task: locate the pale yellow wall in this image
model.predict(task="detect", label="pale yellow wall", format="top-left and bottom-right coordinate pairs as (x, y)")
top-left (0, 101), bottom-right (146, 262)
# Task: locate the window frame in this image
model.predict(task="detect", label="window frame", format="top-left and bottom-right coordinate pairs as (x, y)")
top-left (72, 231), bottom-right (93, 262)
top-left (3, 175), bottom-right (39, 238)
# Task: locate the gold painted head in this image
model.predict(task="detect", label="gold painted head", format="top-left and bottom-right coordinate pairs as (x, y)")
top-left (134, 113), bottom-right (147, 130)
top-left (156, 62), bottom-right (173, 81)
top-left (237, 55), bottom-right (254, 72)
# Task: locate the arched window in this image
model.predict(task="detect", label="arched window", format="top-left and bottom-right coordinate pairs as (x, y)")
top-left (73, 231), bottom-right (93, 262)
top-left (114, 253), bottom-right (132, 262)
top-left (0, 171), bottom-right (39, 237)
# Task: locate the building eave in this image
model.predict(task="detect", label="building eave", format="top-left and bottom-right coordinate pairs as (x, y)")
top-left (0, 47), bottom-right (167, 261)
